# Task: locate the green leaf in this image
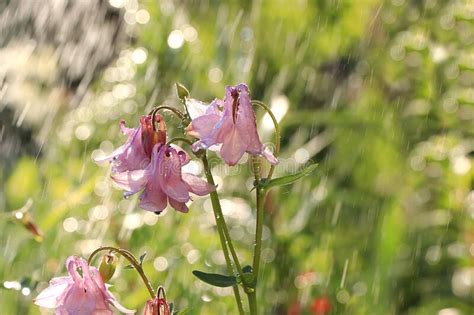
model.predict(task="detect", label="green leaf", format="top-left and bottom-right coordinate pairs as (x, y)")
top-left (192, 270), bottom-right (237, 287)
top-left (123, 264), bottom-right (135, 270)
top-left (265, 163), bottom-right (318, 190)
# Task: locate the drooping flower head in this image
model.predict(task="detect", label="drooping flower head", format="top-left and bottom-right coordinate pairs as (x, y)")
top-left (95, 114), bottom-right (167, 172)
top-left (112, 144), bottom-right (214, 214)
top-left (186, 83), bottom-right (278, 166)
top-left (34, 256), bottom-right (134, 315)
top-left (143, 297), bottom-right (170, 315)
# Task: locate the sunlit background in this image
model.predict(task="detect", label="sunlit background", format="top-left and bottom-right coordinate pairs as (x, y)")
top-left (0, 0), bottom-right (473, 314)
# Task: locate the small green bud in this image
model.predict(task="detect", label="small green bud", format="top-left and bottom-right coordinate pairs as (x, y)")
top-left (99, 253), bottom-right (117, 282)
top-left (176, 82), bottom-right (190, 100)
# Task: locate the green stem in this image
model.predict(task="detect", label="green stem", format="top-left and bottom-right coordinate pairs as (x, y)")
top-left (248, 290), bottom-right (257, 315)
top-left (252, 187), bottom-right (266, 288)
top-left (201, 155), bottom-right (245, 315)
top-left (88, 246), bottom-right (155, 298)
top-left (248, 156), bottom-right (266, 315)
top-left (166, 137), bottom-right (194, 147)
top-left (251, 100), bottom-right (281, 180)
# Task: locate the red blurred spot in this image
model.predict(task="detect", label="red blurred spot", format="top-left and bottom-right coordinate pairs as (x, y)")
top-left (310, 296), bottom-right (331, 315)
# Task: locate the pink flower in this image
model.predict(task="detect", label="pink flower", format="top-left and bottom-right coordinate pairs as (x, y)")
top-left (34, 256), bottom-right (134, 315)
top-left (95, 114), bottom-right (166, 173)
top-left (113, 145), bottom-right (214, 214)
top-left (186, 83), bottom-right (278, 166)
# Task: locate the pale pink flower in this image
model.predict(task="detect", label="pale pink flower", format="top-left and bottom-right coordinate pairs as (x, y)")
top-left (113, 145), bottom-right (214, 214)
top-left (34, 256), bottom-right (134, 315)
top-left (186, 83), bottom-right (278, 166)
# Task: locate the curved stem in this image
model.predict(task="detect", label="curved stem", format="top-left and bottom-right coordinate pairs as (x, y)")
top-left (252, 100), bottom-right (281, 180)
top-left (166, 137), bottom-right (194, 147)
top-left (88, 246), bottom-right (155, 298)
top-left (200, 155), bottom-right (245, 315)
top-left (149, 105), bottom-right (187, 122)
top-left (157, 286), bottom-right (166, 300)
top-left (179, 97), bottom-right (192, 122)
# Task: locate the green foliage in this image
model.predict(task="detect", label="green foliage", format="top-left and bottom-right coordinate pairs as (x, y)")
top-left (264, 163), bottom-right (318, 191)
top-left (192, 270), bottom-right (237, 287)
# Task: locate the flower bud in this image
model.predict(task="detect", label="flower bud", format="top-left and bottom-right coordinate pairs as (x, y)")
top-left (176, 82), bottom-right (190, 100)
top-left (98, 253), bottom-right (117, 282)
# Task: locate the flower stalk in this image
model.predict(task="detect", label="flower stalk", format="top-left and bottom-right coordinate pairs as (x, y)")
top-left (251, 100), bottom-right (281, 180)
top-left (201, 154), bottom-right (245, 315)
top-left (150, 105), bottom-right (188, 127)
top-left (249, 100), bottom-right (281, 314)
top-left (88, 246), bottom-right (156, 299)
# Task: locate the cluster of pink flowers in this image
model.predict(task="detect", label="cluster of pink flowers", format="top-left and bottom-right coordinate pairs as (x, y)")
top-left (95, 83), bottom-right (277, 214)
top-left (95, 112), bottom-right (214, 214)
top-left (35, 84), bottom-right (278, 314)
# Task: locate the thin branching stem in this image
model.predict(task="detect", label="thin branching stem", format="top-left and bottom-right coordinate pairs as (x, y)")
top-left (149, 105), bottom-right (187, 126)
top-left (201, 155), bottom-right (245, 315)
top-left (166, 137), bottom-right (194, 147)
top-left (251, 100), bottom-right (281, 180)
top-left (88, 246), bottom-right (155, 298)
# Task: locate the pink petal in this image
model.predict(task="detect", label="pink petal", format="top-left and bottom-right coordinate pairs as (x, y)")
top-left (191, 140), bottom-right (206, 152)
top-left (143, 300), bottom-right (154, 315)
top-left (186, 98), bottom-right (210, 119)
top-left (66, 256), bottom-right (84, 285)
top-left (168, 197), bottom-right (189, 213)
top-left (158, 147), bottom-right (190, 203)
top-left (182, 173), bottom-right (215, 196)
top-left (94, 121), bottom-right (138, 164)
top-left (186, 113), bottom-right (221, 140)
top-left (93, 144), bottom-right (127, 163)
top-left (94, 121), bottom-right (149, 173)
top-left (119, 120), bottom-right (135, 136)
top-left (219, 127), bottom-right (246, 166)
top-left (111, 169), bottom-right (149, 193)
top-left (170, 144), bottom-right (190, 165)
top-left (262, 146), bottom-right (279, 165)
top-left (234, 85), bottom-right (264, 154)
top-left (139, 184), bottom-right (168, 213)
top-left (34, 277), bottom-right (72, 308)
top-left (106, 291), bottom-right (136, 314)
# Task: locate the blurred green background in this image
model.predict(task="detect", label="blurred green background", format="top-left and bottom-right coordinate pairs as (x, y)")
top-left (0, 0), bottom-right (473, 314)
